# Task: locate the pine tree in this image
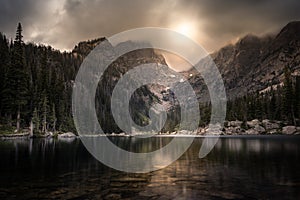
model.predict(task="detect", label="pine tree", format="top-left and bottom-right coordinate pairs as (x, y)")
top-left (0, 33), bottom-right (10, 117)
top-left (254, 92), bottom-right (263, 120)
top-left (2, 41), bottom-right (15, 126)
top-left (295, 76), bottom-right (300, 122)
top-left (49, 104), bottom-right (57, 132)
top-left (269, 86), bottom-right (276, 120)
top-left (275, 85), bottom-right (284, 120)
top-left (32, 107), bottom-right (40, 134)
top-left (283, 66), bottom-right (295, 124)
top-left (6, 23), bottom-right (29, 131)
top-left (41, 92), bottom-right (49, 133)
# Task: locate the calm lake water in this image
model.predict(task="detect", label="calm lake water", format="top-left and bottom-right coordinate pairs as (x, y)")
top-left (0, 136), bottom-right (299, 200)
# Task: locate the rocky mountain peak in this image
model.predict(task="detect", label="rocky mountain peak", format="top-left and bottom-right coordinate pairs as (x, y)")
top-left (268, 21), bottom-right (300, 54)
top-left (72, 37), bottom-right (107, 57)
top-left (276, 21), bottom-right (300, 41)
top-left (237, 34), bottom-right (261, 48)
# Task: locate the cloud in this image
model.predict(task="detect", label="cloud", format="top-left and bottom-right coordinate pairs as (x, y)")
top-left (177, 0), bottom-right (300, 50)
top-left (48, 0), bottom-right (173, 50)
top-left (0, 0), bottom-right (39, 33)
top-left (0, 0), bottom-right (65, 44)
top-left (0, 0), bottom-right (299, 52)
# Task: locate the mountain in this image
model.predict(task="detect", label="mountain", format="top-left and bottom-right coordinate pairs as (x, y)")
top-left (62, 39), bottom-right (170, 133)
top-left (184, 21), bottom-right (300, 101)
top-left (1, 21), bottom-right (300, 134)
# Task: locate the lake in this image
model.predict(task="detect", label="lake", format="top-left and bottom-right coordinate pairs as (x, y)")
top-left (0, 136), bottom-right (299, 199)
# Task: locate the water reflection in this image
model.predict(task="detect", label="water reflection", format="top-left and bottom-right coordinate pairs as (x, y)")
top-left (0, 136), bottom-right (299, 199)
top-left (82, 136), bottom-right (194, 172)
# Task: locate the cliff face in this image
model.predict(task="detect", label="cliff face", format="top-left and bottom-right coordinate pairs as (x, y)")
top-left (72, 39), bottom-right (167, 133)
top-left (72, 38), bottom-right (107, 57)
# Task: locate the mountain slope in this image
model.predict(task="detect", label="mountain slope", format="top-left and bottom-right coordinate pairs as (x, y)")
top-left (185, 21), bottom-right (300, 101)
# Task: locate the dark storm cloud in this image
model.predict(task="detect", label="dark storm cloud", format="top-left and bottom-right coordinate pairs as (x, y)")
top-left (51, 0), bottom-right (172, 49)
top-left (0, 0), bottom-right (51, 36)
top-left (201, 0), bottom-right (300, 33)
top-left (0, 0), bottom-right (299, 51)
top-left (0, 0), bottom-right (34, 29)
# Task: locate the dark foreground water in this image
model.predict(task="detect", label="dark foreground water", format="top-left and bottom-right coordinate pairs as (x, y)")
top-left (0, 136), bottom-right (299, 200)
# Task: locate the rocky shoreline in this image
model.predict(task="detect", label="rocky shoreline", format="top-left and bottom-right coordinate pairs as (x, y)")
top-left (0, 132), bottom-right (30, 139)
top-left (222, 119), bottom-right (300, 135)
top-left (1, 119), bottom-right (300, 139)
top-left (0, 131), bottom-right (77, 140)
top-left (161, 119), bottom-right (300, 136)
top-left (78, 119), bottom-right (300, 136)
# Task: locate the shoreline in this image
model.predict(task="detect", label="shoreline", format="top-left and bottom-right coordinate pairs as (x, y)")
top-left (1, 119), bottom-right (300, 139)
top-left (1, 133), bottom-right (299, 140)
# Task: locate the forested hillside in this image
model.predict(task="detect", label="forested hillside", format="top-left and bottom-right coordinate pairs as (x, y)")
top-left (0, 23), bottom-right (81, 134)
top-left (0, 23), bottom-right (166, 135)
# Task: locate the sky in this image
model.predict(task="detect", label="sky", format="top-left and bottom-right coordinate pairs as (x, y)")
top-left (0, 0), bottom-right (300, 70)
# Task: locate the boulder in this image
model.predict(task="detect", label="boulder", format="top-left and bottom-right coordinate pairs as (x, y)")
top-left (228, 120), bottom-right (243, 127)
top-left (268, 129), bottom-right (279, 135)
top-left (295, 127), bottom-right (300, 135)
top-left (282, 126), bottom-right (297, 135)
top-left (247, 119), bottom-right (260, 128)
top-left (253, 125), bottom-right (266, 134)
top-left (206, 128), bottom-right (221, 135)
top-left (225, 127), bottom-right (242, 135)
top-left (104, 193), bottom-right (121, 200)
top-left (206, 123), bottom-right (223, 135)
top-left (197, 128), bottom-right (206, 135)
top-left (58, 132), bottom-right (76, 138)
top-left (245, 128), bottom-right (259, 135)
top-left (178, 130), bottom-right (190, 135)
top-left (262, 119), bottom-right (280, 130)
top-left (45, 132), bottom-right (54, 138)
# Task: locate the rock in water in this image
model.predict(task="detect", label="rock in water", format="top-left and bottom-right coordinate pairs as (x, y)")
top-left (58, 132), bottom-right (76, 138)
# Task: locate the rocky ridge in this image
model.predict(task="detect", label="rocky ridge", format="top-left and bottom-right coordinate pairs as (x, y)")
top-left (183, 21), bottom-right (300, 101)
